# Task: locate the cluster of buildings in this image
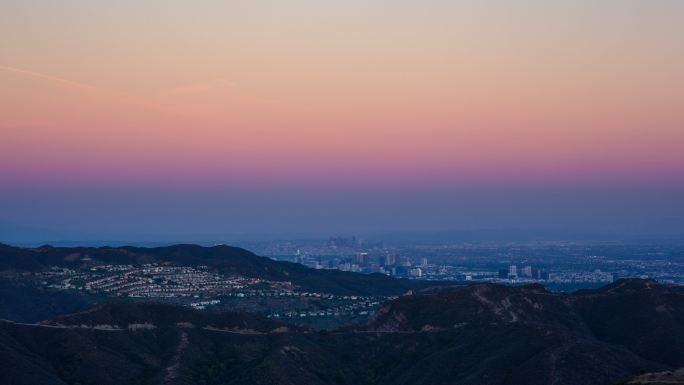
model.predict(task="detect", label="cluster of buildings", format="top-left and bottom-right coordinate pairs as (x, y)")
top-left (189, 299), bottom-right (221, 310)
top-left (497, 264), bottom-right (615, 284)
top-left (498, 264), bottom-right (550, 280)
top-left (295, 254), bottom-right (617, 286)
top-left (30, 262), bottom-right (397, 321)
top-left (43, 264), bottom-right (293, 299)
top-left (545, 269), bottom-right (615, 284)
top-left (297, 252), bottom-right (429, 278)
top-left (267, 295), bottom-right (387, 319)
top-left (240, 238), bottom-right (684, 287)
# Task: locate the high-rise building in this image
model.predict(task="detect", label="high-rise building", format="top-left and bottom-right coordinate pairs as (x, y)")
top-left (355, 252), bottom-right (369, 266)
top-left (521, 265), bottom-right (532, 277)
top-left (532, 268), bottom-right (542, 280)
top-left (420, 257), bottom-right (428, 267)
top-left (381, 253), bottom-right (395, 267)
top-left (508, 265), bottom-right (517, 278)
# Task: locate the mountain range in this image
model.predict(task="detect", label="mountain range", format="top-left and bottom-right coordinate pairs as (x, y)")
top-left (2, 278), bottom-right (684, 385)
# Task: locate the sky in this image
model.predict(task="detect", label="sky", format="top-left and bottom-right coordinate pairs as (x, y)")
top-left (1, 1), bottom-right (683, 242)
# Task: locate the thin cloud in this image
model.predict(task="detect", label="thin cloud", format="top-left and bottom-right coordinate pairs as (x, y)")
top-left (0, 64), bottom-right (99, 91)
top-left (0, 64), bottom-right (175, 116)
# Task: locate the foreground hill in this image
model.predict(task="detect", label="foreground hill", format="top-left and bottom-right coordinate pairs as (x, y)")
top-left (622, 368), bottom-right (684, 385)
top-left (0, 243), bottom-right (437, 296)
top-left (43, 302), bottom-right (302, 332)
top-left (2, 279), bottom-right (684, 385)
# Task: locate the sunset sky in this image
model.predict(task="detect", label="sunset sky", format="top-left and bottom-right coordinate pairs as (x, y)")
top-left (1, 1), bottom-right (683, 241)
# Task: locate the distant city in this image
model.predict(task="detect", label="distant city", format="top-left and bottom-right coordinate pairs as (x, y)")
top-left (3, 236), bottom-right (683, 330)
top-left (237, 236), bottom-right (684, 290)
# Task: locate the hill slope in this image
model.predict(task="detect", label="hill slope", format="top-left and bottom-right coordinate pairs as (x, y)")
top-left (0, 243), bottom-right (439, 296)
top-left (2, 279), bottom-right (684, 385)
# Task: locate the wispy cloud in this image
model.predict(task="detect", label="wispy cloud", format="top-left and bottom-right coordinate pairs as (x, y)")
top-left (0, 64), bottom-right (99, 91)
top-left (0, 63), bottom-right (186, 118)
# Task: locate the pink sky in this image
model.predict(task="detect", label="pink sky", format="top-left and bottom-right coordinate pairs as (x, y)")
top-left (1, 2), bottom-right (684, 238)
top-left (2, 2), bottom-right (684, 189)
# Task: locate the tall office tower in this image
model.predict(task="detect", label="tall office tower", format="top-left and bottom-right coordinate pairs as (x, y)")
top-left (521, 265), bottom-right (532, 277)
top-left (508, 265), bottom-right (517, 278)
top-left (356, 252), bottom-right (369, 266)
top-left (532, 268), bottom-right (542, 280)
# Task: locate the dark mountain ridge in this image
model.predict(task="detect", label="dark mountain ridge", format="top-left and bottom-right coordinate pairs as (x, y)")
top-left (367, 279), bottom-right (684, 367)
top-left (2, 279), bottom-right (684, 385)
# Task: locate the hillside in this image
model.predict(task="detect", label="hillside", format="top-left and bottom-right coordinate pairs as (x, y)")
top-left (2, 279), bottom-right (684, 385)
top-left (622, 368), bottom-right (684, 385)
top-left (44, 302), bottom-right (301, 332)
top-left (0, 243), bottom-right (439, 296)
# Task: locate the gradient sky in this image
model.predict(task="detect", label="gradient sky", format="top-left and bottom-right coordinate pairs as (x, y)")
top-left (1, 1), bottom-right (683, 241)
